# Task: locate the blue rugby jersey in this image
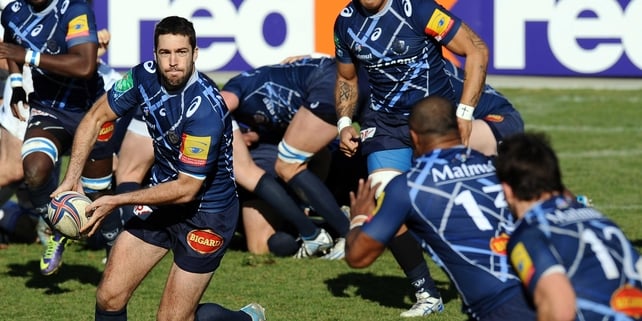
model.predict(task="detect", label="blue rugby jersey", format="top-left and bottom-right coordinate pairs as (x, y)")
top-left (362, 147), bottom-right (524, 319)
top-left (1, 0), bottom-right (104, 112)
top-left (108, 61), bottom-right (236, 212)
top-left (223, 57), bottom-right (370, 144)
top-left (508, 196), bottom-right (642, 321)
top-left (334, 0), bottom-right (459, 115)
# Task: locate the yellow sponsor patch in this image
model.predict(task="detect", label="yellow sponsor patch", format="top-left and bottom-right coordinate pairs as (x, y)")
top-left (66, 14), bottom-right (90, 40)
top-left (510, 242), bottom-right (535, 286)
top-left (179, 134), bottom-right (211, 166)
top-left (425, 9), bottom-right (453, 41)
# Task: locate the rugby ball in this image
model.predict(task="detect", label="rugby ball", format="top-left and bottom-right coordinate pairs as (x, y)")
top-left (47, 191), bottom-right (91, 239)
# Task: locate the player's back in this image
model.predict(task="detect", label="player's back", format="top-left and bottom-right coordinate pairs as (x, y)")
top-left (404, 147), bottom-right (524, 316)
top-left (511, 197), bottom-right (642, 320)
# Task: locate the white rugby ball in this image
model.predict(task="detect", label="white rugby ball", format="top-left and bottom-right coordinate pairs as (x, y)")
top-left (47, 191), bottom-right (91, 239)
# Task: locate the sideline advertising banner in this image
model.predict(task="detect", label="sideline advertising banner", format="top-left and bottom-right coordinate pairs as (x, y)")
top-left (94, 0), bottom-right (641, 77)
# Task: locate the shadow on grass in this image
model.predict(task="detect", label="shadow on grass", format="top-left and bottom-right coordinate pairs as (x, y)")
top-left (325, 272), bottom-right (458, 309)
top-left (5, 259), bottom-right (102, 294)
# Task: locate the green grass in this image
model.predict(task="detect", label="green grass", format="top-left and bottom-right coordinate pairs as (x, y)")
top-left (1, 88), bottom-right (641, 321)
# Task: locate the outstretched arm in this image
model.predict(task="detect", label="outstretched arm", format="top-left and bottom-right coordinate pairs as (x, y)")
top-left (335, 61), bottom-right (360, 157)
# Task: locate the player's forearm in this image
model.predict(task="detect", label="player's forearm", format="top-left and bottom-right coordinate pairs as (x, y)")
top-left (335, 77), bottom-right (359, 119)
top-left (113, 177), bottom-right (202, 206)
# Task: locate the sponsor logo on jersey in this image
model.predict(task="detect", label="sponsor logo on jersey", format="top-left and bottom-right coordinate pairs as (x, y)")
top-left (179, 134), bottom-right (211, 166)
top-left (425, 9), bottom-right (454, 41)
top-left (610, 285), bottom-right (642, 318)
top-left (360, 127), bottom-right (376, 141)
top-left (66, 14), bottom-right (90, 41)
top-left (114, 71), bottom-right (134, 93)
top-left (490, 233), bottom-right (509, 255)
top-left (187, 229), bottom-right (224, 254)
top-left (97, 121), bottom-right (115, 142)
top-left (133, 204), bottom-right (154, 220)
top-left (510, 242), bottom-right (535, 286)
top-left (483, 114), bottom-right (504, 123)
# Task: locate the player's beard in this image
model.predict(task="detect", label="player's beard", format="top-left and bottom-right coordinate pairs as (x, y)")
top-left (161, 62), bottom-right (194, 92)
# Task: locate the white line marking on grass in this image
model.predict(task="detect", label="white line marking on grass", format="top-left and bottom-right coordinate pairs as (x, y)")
top-left (557, 149), bottom-right (642, 159)
top-left (526, 124), bottom-right (642, 134)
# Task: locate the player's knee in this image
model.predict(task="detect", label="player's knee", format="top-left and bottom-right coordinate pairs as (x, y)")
top-left (369, 170), bottom-right (403, 198)
top-left (81, 174), bottom-right (113, 195)
top-left (276, 140), bottom-right (312, 181)
top-left (96, 287), bottom-right (128, 312)
top-left (21, 156), bottom-right (55, 188)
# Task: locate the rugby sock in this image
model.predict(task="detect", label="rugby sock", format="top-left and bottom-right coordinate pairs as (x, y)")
top-left (288, 170), bottom-right (349, 236)
top-left (389, 231), bottom-right (440, 298)
top-left (195, 303), bottom-right (251, 321)
top-left (254, 174), bottom-right (317, 237)
top-left (27, 173), bottom-right (59, 216)
top-left (0, 181), bottom-right (19, 206)
top-left (100, 182), bottom-right (141, 257)
top-left (95, 304), bottom-right (127, 321)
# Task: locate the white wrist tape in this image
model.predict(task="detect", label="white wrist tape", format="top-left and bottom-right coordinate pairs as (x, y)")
top-left (9, 73), bottom-right (23, 88)
top-left (337, 116), bottom-right (352, 135)
top-left (456, 103), bottom-right (475, 120)
top-left (349, 214), bottom-right (369, 230)
top-left (25, 49), bottom-right (41, 67)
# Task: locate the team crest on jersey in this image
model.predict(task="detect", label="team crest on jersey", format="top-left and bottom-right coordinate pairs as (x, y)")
top-left (66, 14), bottom-right (90, 41)
top-left (510, 242), bottom-right (535, 286)
top-left (392, 40), bottom-right (409, 55)
top-left (611, 285), bottom-right (642, 318)
top-left (179, 134), bottom-right (211, 166)
top-left (425, 9), bottom-right (454, 41)
top-left (187, 229), bottom-right (224, 254)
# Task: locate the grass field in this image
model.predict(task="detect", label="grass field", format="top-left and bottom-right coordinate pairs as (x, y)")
top-left (1, 88), bottom-right (641, 321)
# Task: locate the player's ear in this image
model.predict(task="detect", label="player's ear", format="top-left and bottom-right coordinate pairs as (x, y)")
top-left (193, 47), bottom-right (199, 63)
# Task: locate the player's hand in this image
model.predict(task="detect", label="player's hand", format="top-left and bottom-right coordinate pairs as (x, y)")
top-left (9, 87), bottom-right (28, 121)
top-left (338, 126), bottom-right (360, 157)
top-left (81, 195), bottom-right (118, 237)
top-left (97, 29), bottom-right (111, 58)
top-left (349, 178), bottom-right (379, 219)
top-left (50, 179), bottom-right (84, 199)
top-left (0, 42), bottom-right (26, 62)
top-left (457, 118), bottom-right (473, 147)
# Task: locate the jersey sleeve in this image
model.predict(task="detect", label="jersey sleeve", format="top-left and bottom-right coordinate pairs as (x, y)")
top-left (107, 69), bottom-right (139, 117)
top-left (62, 2), bottom-right (98, 48)
top-left (413, 0), bottom-right (462, 45)
top-left (361, 175), bottom-right (412, 245)
top-left (508, 226), bottom-right (566, 295)
top-left (333, 9), bottom-right (354, 65)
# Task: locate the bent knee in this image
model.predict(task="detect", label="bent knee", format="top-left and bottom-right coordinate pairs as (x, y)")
top-left (274, 159), bottom-right (305, 182)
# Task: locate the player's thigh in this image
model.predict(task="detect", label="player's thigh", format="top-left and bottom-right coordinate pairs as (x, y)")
top-left (0, 126), bottom-right (24, 185)
top-left (158, 263), bottom-right (214, 320)
top-left (282, 107), bottom-right (337, 154)
top-left (114, 130), bottom-right (154, 183)
top-left (98, 231), bottom-right (168, 306)
top-left (469, 119), bottom-right (498, 156)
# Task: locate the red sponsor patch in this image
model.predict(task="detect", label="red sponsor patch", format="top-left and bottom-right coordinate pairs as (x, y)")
top-left (489, 233), bottom-right (509, 255)
top-left (187, 229), bottom-right (224, 254)
top-left (97, 121), bottom-right (115, 142)
top-left (483, 114), bottom-right (504, 123)
top-left (611, 285), bottom-right (642, 318)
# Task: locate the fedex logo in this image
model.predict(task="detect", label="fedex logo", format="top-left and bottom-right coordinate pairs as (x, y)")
top-left (493, 0), bottom-right (641, 75)
top-left (94, 0), bottom-right (346, 72)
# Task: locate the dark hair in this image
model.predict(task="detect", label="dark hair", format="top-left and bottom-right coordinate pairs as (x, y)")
top-left (154, 16), bottom-right (196, 51)
top-left (495, 132), bottom-right (565, 201)
top-left (409, 95), bottom-right (458, 136)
